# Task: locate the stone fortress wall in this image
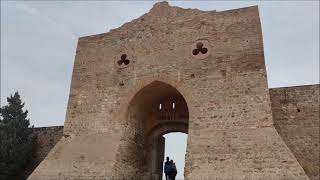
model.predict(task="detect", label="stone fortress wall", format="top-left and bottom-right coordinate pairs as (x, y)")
top-left (26, 85), bottom-right (319, 180)
top-left (22, 126), bottom-right (63, 179)
top-left (270, 85), bottom-right (319, 180)
top-left (26, 2), bottom-right (319, 180)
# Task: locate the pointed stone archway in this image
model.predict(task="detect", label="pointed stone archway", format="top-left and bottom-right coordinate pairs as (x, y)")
top-left (116, 81), bottom-right (189, 179)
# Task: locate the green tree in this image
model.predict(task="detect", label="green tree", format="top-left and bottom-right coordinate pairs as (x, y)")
top-left (0, 92), bottom-right (36, 180)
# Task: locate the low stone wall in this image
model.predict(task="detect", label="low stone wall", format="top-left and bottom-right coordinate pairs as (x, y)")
top-left (23, 126), bottom-right (63, 179)
top-left (270, 84), bottom-right (320, 180)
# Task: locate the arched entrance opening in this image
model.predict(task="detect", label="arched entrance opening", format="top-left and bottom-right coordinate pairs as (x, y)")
top-left (124, 81), bottom-right (189, 179)
top-left (162, 132), bottom-right (188, 180)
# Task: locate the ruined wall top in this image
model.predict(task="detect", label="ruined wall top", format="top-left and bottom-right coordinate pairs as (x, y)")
top-left (79, 1), bottom-right (258, 41)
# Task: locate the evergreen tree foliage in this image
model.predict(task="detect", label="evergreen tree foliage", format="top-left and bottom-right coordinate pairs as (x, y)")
top-left (0, 92), bottom-right (36, 180)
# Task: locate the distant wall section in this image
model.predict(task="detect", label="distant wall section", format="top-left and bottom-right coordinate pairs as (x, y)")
top-left (270, 84), bottom-right (320, 180)
top-left (23, 126), bottom-right (63, 179)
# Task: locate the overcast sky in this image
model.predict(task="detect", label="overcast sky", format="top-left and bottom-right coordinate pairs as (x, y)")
top-left (1, 0), bottom-right (319, 127)
top-left (1, 1), bottom-right (319, 178)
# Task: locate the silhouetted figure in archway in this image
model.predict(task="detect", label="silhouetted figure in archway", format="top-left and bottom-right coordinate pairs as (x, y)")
top-left (164, 157), bottom-right (172, 180)
top-left (169, 160), bottom-right (177, 180)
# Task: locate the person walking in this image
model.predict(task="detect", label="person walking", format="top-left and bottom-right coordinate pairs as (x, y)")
top-left (170, 160), bottom-right (177, 180)
top-left (164, 157), bottom-right (172, 180)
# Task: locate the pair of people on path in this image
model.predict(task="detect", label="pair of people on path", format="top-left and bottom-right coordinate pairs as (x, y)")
top-left (164, 157), bottom-right (177, 180)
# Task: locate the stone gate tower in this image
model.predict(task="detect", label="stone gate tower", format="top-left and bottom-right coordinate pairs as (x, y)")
top-left (29, 2), bottom-right (309, 179)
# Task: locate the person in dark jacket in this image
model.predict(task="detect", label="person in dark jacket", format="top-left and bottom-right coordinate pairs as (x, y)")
top-left (164, 157), bottom-right (172, 180)
top-left (169, 160), bottom-right (177, 180)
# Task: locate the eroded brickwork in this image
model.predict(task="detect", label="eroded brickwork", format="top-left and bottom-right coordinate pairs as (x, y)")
top-left (29, 2), bottom-right (311, 180)
top-left (26, 83), bottom-right (320, 179)
top-left (270, 85), bottom-right (320, 180)
top-left (23, 126), bottom-right (63, 179)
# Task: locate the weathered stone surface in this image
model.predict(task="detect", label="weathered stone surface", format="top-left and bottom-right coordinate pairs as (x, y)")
top-left (22, 126), bottom-right (63, 179)
top-left (26, 83), bottom-right (320, 179)
top-left (29, 1), bottom-right (314, 180)
top-left (270, 85), bottom-right (320, 180)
